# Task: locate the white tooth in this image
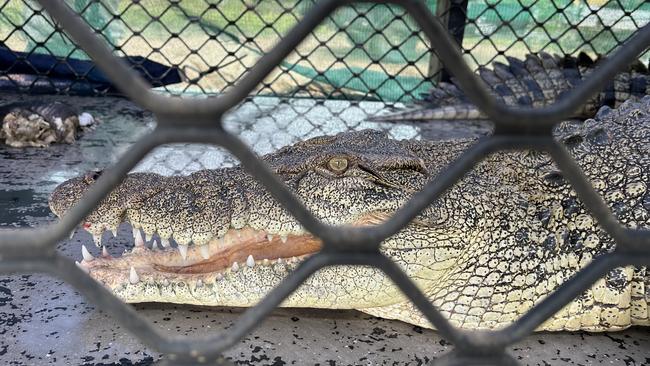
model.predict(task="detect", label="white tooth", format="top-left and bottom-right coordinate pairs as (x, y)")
top-left (196, 279), bottom-right (203, 288)
top-left (69, 230), bottom-right (75, 240)
top-left (75, 261), bottom-right (88, 273)
top-left (231, 262), bottom-right (239, 272)
top-left (276, 258), bottom-right (283, 265)
top-left (216, 273), bottom-right (223, 281)
top-left (162, 278), bottom-right (170, 286)
top-left (134, 230), bottom-right (144, 247)
top-left (267, 234), bottom-right (273, 242)
top-left (160, 238), bottom-right (170, 248)
top-left (200, 245), bottom-right (210, 260)
top-left (129, 267), bottom-right (139, 284)
top-left (262, 258), bottom-right (269, 266)
top-left (246, 254), bottom-right (255, 268)
top-left (145, 232), bottom-right (152, 242)
top-left (92, 233), bottom-right (102, 247)
top-left (109, 228), bottom-right (117, 238)
top-left (177, 244), bottom-right (188, 260)
top-left (280, 235), bottom-right (288, 243)
top-left (102, 246), bottom-right (111, 257)
top-left (81, 245), bottom-right (94, 262)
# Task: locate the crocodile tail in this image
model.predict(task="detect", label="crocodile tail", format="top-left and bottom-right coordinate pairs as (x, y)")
top-left (590, 54), bottom-right (650, 115)
top-left (556, 52), bottom-right (602, 117)
top-left (538, 52), bottom-right (572, 103)
top-left (368, 104), bottom-right (485, 122)
top-left (371, 51), bottom-right (649, 123)
top-left (514, 55), bottom-right (552, 109)
top-left (419, 81), bottom-right (468, 106)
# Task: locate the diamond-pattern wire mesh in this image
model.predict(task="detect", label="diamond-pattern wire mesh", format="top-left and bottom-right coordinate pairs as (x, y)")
top-left (2, 1), bottom-right (649, 99)
top-left (1, 0), bottom-right (650, 365)
top-left (0, 0), bottom-right (434, 101)
top-left (1, 2), bottom-right (646, 92)
top-left (1, 0), bottom-right (650, 158)
top-left (452, 0), bottom-right (650, 77)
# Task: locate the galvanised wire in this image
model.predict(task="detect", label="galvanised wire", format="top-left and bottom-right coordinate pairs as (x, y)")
top-left (0, 1), bottom-right (649, 365)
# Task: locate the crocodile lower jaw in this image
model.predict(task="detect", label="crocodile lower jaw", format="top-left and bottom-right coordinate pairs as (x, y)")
top-left (75, 212), bottom-right (393, 291)
top-left (76, 225), bottom-right (323, 289)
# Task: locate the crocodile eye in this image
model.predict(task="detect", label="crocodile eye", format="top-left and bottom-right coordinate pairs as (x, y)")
top-left (327, 157), bottom-right (348, 173)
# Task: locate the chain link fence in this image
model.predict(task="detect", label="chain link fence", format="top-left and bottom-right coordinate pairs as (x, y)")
top-left (1, 0), bottom-right (650, 365)
top-left (1, 0), bottom-right (649, 154)
top-left (2, 1), bottom-right (649, 98)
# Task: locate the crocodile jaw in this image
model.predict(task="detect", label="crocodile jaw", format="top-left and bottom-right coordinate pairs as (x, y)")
top-left (77, 225), bottom-right (320, 306)
top-left (76, 212), bottom-right (428, 309)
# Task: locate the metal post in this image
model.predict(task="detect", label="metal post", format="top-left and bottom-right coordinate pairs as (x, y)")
top-left (428, 0), bottom-right (469, 82)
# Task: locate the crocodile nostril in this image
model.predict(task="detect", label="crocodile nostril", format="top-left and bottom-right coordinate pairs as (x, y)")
top-left (543, 171), bottom-right (566, 188)
top-left (84, 170), bottom-right (103, 184)
top-left (563, 134), bottom-right (583, 147)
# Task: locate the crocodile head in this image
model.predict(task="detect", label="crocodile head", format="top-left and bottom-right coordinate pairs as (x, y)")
top-left (50, 130), bottom-right (470, 312)
top-left (48, 102), bottom-right (650, 331)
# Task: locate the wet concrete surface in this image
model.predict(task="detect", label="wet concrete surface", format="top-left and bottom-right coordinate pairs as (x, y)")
top-left (0, 93), bottom-right (649, 365)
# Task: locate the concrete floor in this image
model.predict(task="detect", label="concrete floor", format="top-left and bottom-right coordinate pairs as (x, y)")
top-left (0, 93), bottom-right (649, 365)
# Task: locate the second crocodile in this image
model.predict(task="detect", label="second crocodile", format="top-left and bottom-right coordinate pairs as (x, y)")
top-left (372, 52), bottom-right (650, 122)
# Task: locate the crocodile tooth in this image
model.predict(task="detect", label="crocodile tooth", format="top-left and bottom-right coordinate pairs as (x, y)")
top-left (75, 261), bottom-right (88, 273)
top-left (160, 238), bottom-right (170, 248)
top-left (280, 235), bottom-right (288, 243)
top-left (246, 254), bottom-right (255, 268)
top-left (151, 239), bottom-right (159, 251)
top-left (81, 245), bottom-right (94, 262)
top-left (161, 278), bottom-right (170, 286)
top-left (134, 230), bottom-right (145, 247)
top-left (69, 230), bottom-right (75, 240)
top-left (216, 273), bottom-right (223, 281)
top-left (231, 262), bottom-right (239, 272)
top-left (200, 245), bottom-right (210, 260)
top-left (129, 267), bottom-right (139, 284)
top-left (262, 258), bottom-right (269, 266)
top-left (145, 232), bottom-right (152, 242)
top-left (276, 258), bottom-right (283, 265)
top-left (267, 234), bottom-right (273, 242)
top-left (177, 244), bottom-right (188, 261)
top-left (101, 246), bottom-right (111, 258)
top-left (196, 279), bottom-right (203, 288)
top-left (109, 228), bottom-right (117, 238)
top-left (92, 233), bottom-right (102, 247)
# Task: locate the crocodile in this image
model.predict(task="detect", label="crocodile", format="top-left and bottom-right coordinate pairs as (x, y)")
top-left (49, 98), bottom-right (650, 332)
top-left (0, 101), bottom-right (95, 148)
top-left (371, 52), bottom-right (650, 122)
